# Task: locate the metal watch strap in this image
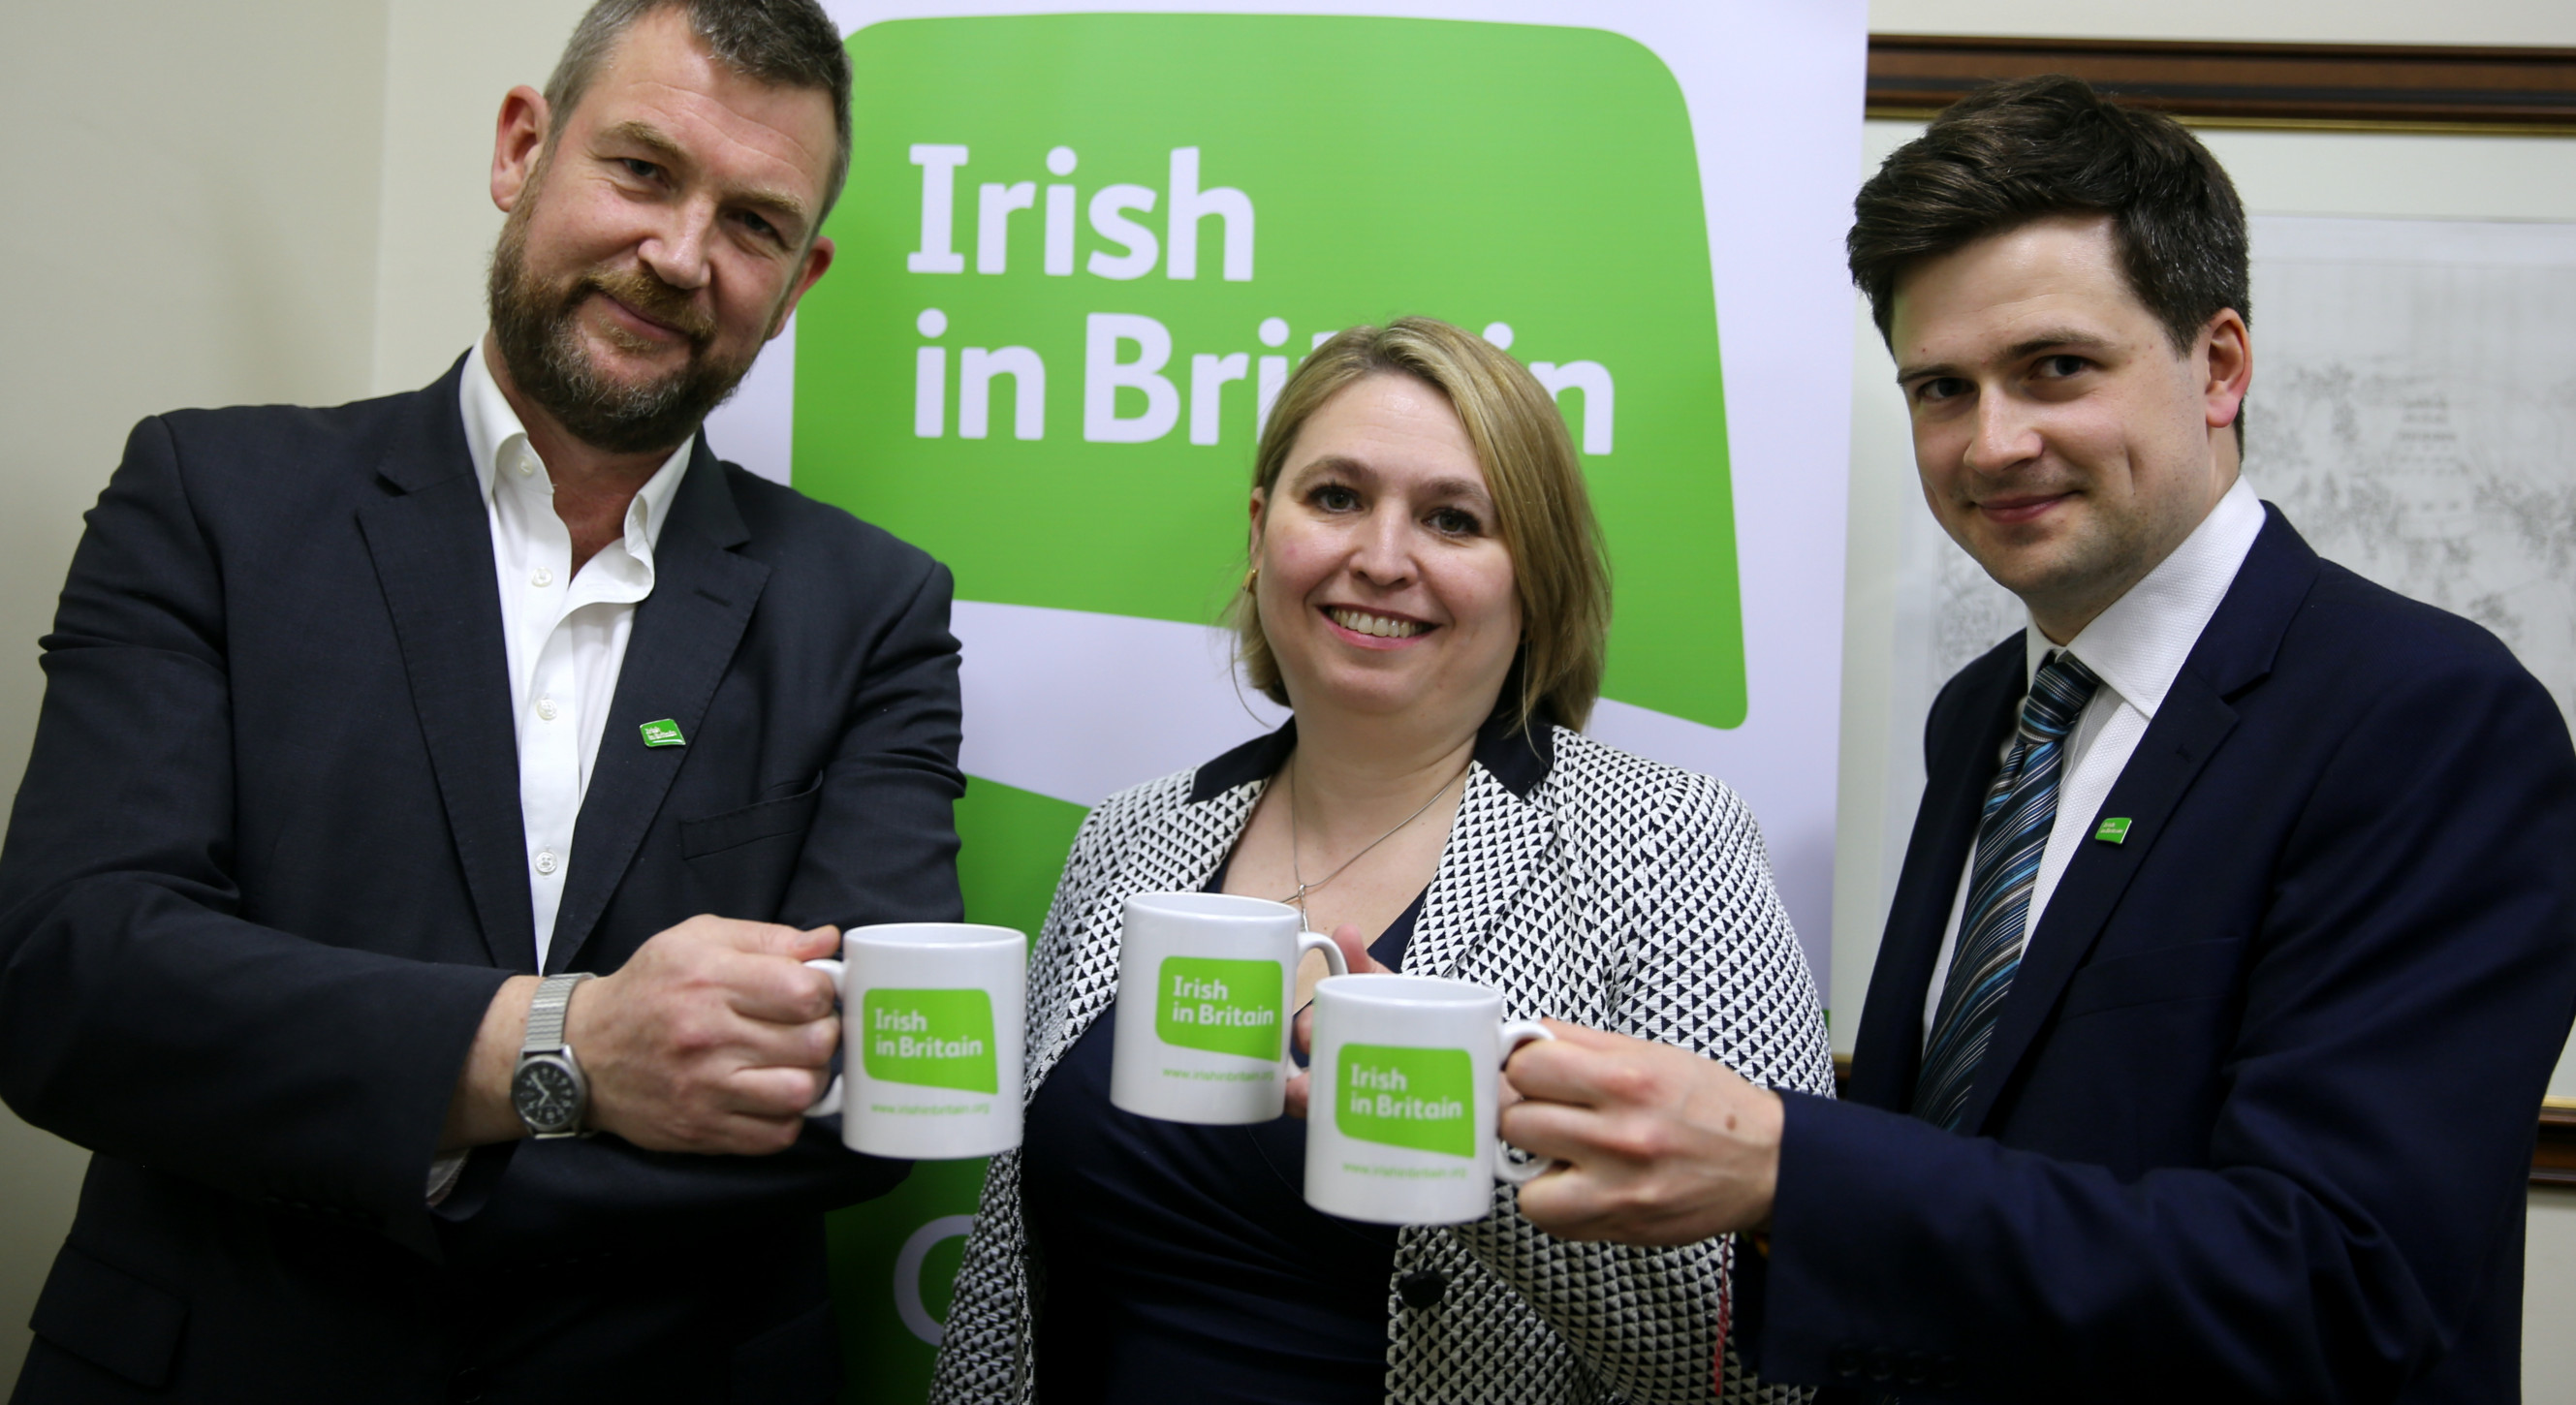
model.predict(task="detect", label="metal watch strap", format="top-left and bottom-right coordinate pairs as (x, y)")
top-left (523, 972), bottom-right (594, 1053)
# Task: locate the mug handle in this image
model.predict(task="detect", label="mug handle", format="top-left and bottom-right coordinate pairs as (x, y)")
top-left (803, 957), bottom-right (844, 1117)
top-left (1494, 1019), bottom-right (1555, 1185)
top-left (1284, 932), bottom-right (1351, 1078)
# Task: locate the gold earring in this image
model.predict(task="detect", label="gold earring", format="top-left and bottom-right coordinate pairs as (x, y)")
top-left (1242, 565), bottom-right (1260, 593)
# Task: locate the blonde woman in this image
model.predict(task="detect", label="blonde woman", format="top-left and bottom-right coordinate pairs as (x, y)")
top-left (931, 318), bottom-right (1832, 1404)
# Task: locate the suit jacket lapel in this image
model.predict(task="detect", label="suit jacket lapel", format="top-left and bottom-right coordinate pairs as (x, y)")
top-left (356, 359), bottom-right (535, 972)
top-left (1405, 764), bottom-right (1555, 982)
top-left (1846, 640), bottom-right (2025, 1110)
top-left (549, 440), bottom-right (769, 973)
top-left (1958, 508), bottom-right (2322, 1134)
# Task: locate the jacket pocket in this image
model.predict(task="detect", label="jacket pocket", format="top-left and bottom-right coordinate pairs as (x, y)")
top-left (682, 784), bottom-right (822, 859)
top-left (2057, 939), bottom-right (2243, 1023)
top-left (30, 1242), bottom-right (187, 1388)
top-left (729, 1297), bottom-right (840, 1404)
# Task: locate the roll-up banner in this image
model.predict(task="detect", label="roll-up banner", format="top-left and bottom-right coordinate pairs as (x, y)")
top-left (698, 3), bottom-right (1866, 1393)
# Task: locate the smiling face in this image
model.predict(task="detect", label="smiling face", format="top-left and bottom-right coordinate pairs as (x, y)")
top-left (486, 6), bottom-right (837, 453)
top-left (1248, 373), bottom-right (1523, 733)
top-left (1892, 212), bottom-right (2248, 640)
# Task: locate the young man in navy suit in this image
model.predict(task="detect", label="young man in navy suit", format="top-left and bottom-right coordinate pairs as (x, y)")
top-left (1501, 77), bottom-right (2576, 1401)
top-left (0, 2), bottom-right (962, 1399)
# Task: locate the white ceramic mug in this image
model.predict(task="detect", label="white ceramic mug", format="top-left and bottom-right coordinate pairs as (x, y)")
top-left (1304, 973), bottom-right (1554, 1225)
top-left (1109, 891), bottom-right (1349, 1125)
top-left (805, 922), bottom-right (1025, 1159)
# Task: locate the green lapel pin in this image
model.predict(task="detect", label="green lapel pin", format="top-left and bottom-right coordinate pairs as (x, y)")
top-left (2093, 817), bottom-right (2132, 845)
top-left (640, 718), bottom-right (686, 748)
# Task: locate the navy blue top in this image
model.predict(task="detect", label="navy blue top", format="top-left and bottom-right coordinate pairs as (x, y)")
top-left (1020, 715), bottom-right (1555, 1404)
top-left (1021, 879), bottom-right (1421, 1405)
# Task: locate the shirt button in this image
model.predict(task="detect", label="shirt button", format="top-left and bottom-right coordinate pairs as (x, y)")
top-left (536, 697), bottom-right (558, 722)
top-left (530, 567), bottom-right (553, 587)
top-left (533, 850), bottom-right (559, 876)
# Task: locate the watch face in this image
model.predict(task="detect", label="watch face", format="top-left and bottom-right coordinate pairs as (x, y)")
top-left (513, 1058), bottom-right (581, 1130)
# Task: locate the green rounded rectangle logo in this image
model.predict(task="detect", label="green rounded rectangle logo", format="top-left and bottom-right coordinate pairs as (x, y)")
top-left (862, 988), bottom-right (998, 1093)
top-left (800, 12), bottom-right (1744, 729)
top-left (1155, 955), bottom-right (1283, 1060)
top-left (1335, 1043), bottom-right (1475, 1158)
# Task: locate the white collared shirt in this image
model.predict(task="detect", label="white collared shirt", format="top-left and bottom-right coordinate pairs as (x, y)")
top-left (459, 342), bottom-right (691, 971)
top-left (1923, 476), bottom-right (2267, 1044)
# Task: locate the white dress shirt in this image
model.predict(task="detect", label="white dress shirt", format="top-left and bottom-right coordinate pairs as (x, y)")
top-left (428, 346), bottom-right (692, 1205)
top-left (459, 343), bottom-right (691, 972)
top-left (432, 347), bottom-right (695, 1194)
top-left (1923, 477), bottom-right (2267, 1044)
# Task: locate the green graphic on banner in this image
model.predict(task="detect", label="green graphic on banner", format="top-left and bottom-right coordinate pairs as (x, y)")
top-left (1155, 956), bottom-right (1284, 1059)
top-left (799, 16), bottom-right (1740, 1397)
top-left (798, 12), bottom-right (1743, 728)
top-left (1335, 1043), bottom-right (1476, 1158)
top-left (861, 988), bottom-right (998, 1093)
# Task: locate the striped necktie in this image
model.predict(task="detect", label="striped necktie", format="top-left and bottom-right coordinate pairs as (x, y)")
top-left (1912, 649), bottom-right (2102, 1132)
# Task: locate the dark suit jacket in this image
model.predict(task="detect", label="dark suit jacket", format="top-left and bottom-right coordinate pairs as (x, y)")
top-left (0, 359), bottom-right (965, 1403)
top-left (1741, 508), bottom-right (2576, 1403)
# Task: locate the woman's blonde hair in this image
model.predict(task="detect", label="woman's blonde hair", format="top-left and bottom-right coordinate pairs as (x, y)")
top-left (1233, 317), bottom-right (1611, 733)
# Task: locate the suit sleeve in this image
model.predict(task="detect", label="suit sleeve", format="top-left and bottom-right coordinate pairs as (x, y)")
top-left (1748, 653), bottom-right (2576, 1402)
top-left (774, 551), bottom-right (966, 932)
top-left (1447, 772), bottom-right (1836, 1405)
top-left (0, 417), bottom-right (513, 1260)
top-left (428, 539), bottom-right (961, 1262)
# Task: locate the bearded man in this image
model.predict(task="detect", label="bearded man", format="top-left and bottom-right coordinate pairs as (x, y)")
top-left (0, 3), bottom-right (961, 1400)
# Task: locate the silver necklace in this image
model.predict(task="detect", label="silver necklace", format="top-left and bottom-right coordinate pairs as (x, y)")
top-left (1277, 754), bottom-right (1465, 922)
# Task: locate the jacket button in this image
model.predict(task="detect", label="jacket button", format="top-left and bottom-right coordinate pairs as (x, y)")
top-left (1397, 1269), bottom-right (1447, 1308)
top-left (1829, 1344), bottom-right (1864, 1377)
top-left (449, 1367), bottom-right (487, 1403)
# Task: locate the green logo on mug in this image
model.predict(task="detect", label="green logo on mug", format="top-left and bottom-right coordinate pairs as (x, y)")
top-left (862, 988), bottom-right (999, 1093)
top-left (1154, 956), bottom-right (1282, 1060)
top-left (1335, 1043), bottom-right (1474, 1158)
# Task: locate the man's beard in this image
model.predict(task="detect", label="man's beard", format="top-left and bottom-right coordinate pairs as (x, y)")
top-left (487, 209), bottom-right (762, 455)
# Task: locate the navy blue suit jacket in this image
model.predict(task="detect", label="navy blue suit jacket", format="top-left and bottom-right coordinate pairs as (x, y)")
top-left (1744, 508), bottom-right (2576, 1402)
top-left (0, 360), bottom-right (964, 1403)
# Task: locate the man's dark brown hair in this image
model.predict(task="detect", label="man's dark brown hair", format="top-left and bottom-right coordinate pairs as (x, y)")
top-left (1850, 75), bottom-right (2250, 427)
top-left (546, 0), bottom-right (854, 219)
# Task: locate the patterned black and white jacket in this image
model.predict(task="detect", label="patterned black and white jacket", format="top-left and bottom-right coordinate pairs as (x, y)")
top-left (928, 715), bottom-right (1834, 1404)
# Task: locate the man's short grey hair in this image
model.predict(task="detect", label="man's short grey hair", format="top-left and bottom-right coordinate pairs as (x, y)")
top-left (544, 0), bottom-right (853, 222)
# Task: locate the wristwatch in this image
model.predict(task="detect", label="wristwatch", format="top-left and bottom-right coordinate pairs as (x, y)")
top-left (511, 972), bottom-right (597, 1139)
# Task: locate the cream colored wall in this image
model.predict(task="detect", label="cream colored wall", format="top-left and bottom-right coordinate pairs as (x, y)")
top-left (2531, 1190), bottom-right (2576, 1394)
top-left (1841, 7), bottom-right (2576, 1400)
top-left (374, 0), bottom-right (597, 395)
top-left (0, 1), bottom-right (393, 1383)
